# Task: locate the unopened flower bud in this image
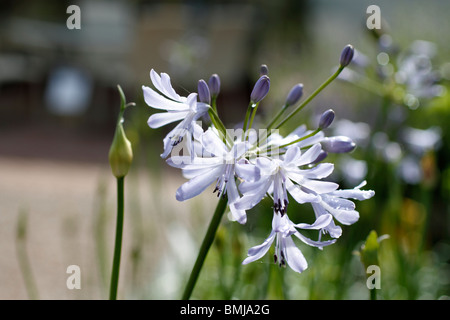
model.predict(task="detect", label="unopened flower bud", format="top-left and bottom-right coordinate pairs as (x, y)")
top-left (318, 109), bottom-right (335, 129)
top-left (321, 136), bottom-right (356, 153)
top-left (312, 150), bottom-right (328, 164)
top-left (285, 83), bottom-right (303, 107)
top-left (197, 79), bottom-right (210, 104)
top-left (260, 64), bottom-right (269, 76)
top-left (208, 74), bottom-right (221, 98)
top-left (250, 75), bottom-right (270, 104)
top-left (340, 44), bottom-right (355, 67)
top-left (109, 122), bottom-right (133, 178)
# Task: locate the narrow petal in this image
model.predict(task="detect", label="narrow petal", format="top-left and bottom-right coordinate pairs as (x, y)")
top-left (284, 237), bottom-right (308, 273)
top-left (235, 177), bottom-right (272, 210)
top-left (330, 188), bottom-right (375, 200)
top-left (167, 156), bottom-right (223, 169)
top-left (175, 166), bottom-right (222, 201)
top-left (285, 179), bottom-right (318, 204)
top-left (227, 174), bottom-right (248, 224)
top-left (235, 160), bottom-right (260, 182)
top-left (150, 69), bottom-right (182, 101)
top-left (242, 231), bottom-right (276, 265)
top-left (293, 143), bottom-right (322, 166)
top-left (200, 129), bottom-right (228, 158)
top-left (283, 146), bottom-right (301, 165)
top-left (302, 179), bottom-right (339, 194)
top-left (147, 111), bottom-right (188, 129)
top-left (295, 213), bottom-right (333, 230)
top-left (142, 85), bottom-right (187, 111)
top-left (294, 231), bottom-right (337, 248)
top-left (319, 200), bottom-right (360, 225)
top-left (299, 163), bottom-right (335, 179)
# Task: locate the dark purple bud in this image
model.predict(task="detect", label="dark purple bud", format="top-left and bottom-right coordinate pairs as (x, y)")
top-left (340, 44), bottom-right (355, 67)
top-left (318, 109), bottom-right (335, 129)
top-left (197, 79), bottom-right (210, 104)
top-left (312, 150), bottom-right (328, 164)
top-left (260, 64), bottom-right (269, 76)
top-left (321, 136), bottom-right (356, 153)
top-left (285, 83), bottom-right (303, 107)
top-left (208, 74), bottom-right (221, 97)
top-left (250, 75), bottom-right (270, 104)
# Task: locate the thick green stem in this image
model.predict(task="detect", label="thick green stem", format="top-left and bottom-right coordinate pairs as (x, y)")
top-left (182, 196), bottom-right (228, 300)
top-left (109, 176), bottom-right (125, 300)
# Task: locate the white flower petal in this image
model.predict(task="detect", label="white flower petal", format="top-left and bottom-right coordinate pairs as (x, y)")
top-left (302, 179), bottom-right (339, 194)
top-left (330, 188), bottom-right (375, 201)
top-left (294, 231), bottom-right (337, 248)
top-left (150, 69), bottom-right (182, 102)
top-left (242, 231), bottom-right (276, 265)
top-left (295, 213), bottom-right (333, 230)
top-left (235, 177), bottom-right (272, 210)
top-left (147, 111), bottom-right (188, 129)
top-left (283, 237), bottom-right (308, 273)
top-left (299, 163), bottom-right (335, 179)
top-left (285, 179), bottom-right (318, 204)
top-left (294, 143), bottom-right (322, 166)
top-left (175, 166), bottom-right (222, 201)
top-left (200, 129), bottom-right (228, 158)
top-left (235, 161), bottom-right (260, 182)
top-left (283, 146), bottom-right (301, 164)
top-left (227, 175), bottom-right (247, 224)
top-left (142, 86), bottom-right (188, 111)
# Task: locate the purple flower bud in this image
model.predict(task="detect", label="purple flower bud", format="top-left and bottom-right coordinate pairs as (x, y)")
top-left (260, 64), bottom-right (269, 76)
top-left (197, 79), bottom-right (210, 104)
top-left (312, 150), bottom-right (328, 164)
top-left (285, 83), bottom-right (303, 107)
top-left (250, 75), bottom-right (270, 104)
top-left (318, 109), bottom-right (335, 129)
top-left (340, 44), bottom-right (355, 67)
top-left (208, 74), bottom-right (221, 97)
top-left (321, 136), bottom-right (356, 153)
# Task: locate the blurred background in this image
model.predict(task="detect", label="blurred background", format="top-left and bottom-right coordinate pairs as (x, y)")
top-left (0, 0), bottom-right (449, 299)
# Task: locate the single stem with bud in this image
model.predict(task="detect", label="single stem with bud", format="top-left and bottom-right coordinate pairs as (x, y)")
top-left (108, 85), bottom-right (134, 300)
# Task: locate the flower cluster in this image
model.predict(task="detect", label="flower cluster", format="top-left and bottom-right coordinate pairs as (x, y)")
top-left (142, 45), bottom-right (374, 273)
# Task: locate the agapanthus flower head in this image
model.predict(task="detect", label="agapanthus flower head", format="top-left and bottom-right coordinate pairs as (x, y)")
top-left (143, 53), bottom-right (374, 280)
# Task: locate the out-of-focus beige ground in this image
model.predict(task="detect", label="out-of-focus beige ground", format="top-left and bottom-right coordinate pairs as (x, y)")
top-left (0, 125), bottom-right (216, 300)
top-left (0, 156), bottom-right (110, 299)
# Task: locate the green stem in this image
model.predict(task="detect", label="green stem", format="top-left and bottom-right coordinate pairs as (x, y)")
top-left (109, 176), bottom-right (125, 300)
top-left (274, 66), bottom-right (344, 130)
top-left (370, 288), bottom-right (377, 300)
top-left (266, 104), bottom-right (287, 131)
top-left (242, 102), bottom-right (253, 137)
top-left (278, 128), bottom-right (321, 149)
top-left (182, 195), bottom-right (228, 300)
top-left (16, 208), bottom-right (39, 300)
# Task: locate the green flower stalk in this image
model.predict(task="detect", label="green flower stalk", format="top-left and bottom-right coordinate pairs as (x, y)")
top-left (108, 85), bottom-right (134, 300)
top-left (359, 230), bottom-right (389, 300)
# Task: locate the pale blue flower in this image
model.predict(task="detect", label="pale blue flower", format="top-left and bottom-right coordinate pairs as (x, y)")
top-left (235, 144), bottom-right (338, 216)
top-left (242, 212), bottom-right (336, 273)
top-left (142, 69), bottom-right (209, 158)
top-left (167, 128), bottom-right (259, 224)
